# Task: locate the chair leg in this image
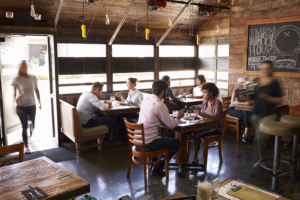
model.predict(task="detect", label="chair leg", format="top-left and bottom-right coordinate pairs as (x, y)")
top-left (218, 137), bottom-right (223, 163)
top-left (143, 158), bottom-right (147, 188)
top-left (127, 148), bottom-right (132, 178)
top-left (237, 121), bottom-right (240, 141)
top-left (147, 158), bottom-right (150, 169)
top-left (187, 136), bottom-right (190, 160)
top-left (75, 143), bottom-right (81, 156)
top-left (109, 130), bottom-right (114, 141)
top-left (165, 151), bottom-right (169, 179)
top-left (222, 119), bottom-right (226, 137)
top-left (97, 138), bottom-right (102, 152)
top-left (203, 141), bottom-right (209, 169)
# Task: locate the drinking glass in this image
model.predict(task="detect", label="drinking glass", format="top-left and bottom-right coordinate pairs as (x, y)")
top-left (110, 94), bottom-right (115, 102)
top-left (189, 115), bottom-right (194, 123)
top-left (172, 110), bottom-right (178, 118)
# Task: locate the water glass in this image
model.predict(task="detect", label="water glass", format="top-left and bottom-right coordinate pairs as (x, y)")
top-left (172, 110), bottom-right (178, 118)
top-left (189, 115), bottom-right (194, 123)
top-left (110, 94), bottom-right (115, 102)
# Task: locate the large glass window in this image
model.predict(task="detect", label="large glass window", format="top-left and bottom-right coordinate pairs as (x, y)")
top-left (198, 70), bottom-right (215, 80)
top-left (57, 44), bottom-right (106, 57)
top-left (159, 71), bottom-right (194, 79)
top-left (159, 46), bottom-right (194, 57)
top-left (199, 45), bottom-right (215, 57)
top-left (113, 82), bottom-right (152, 91)
top-left (59, 74), bottom-right (107, 84)
top-left (217, 44), bottom-right (229, 57)
top-left (113, 72), bottom-right (154, 82)
top-left (112, 45), bottom-right (154, 57)
top-left (59, 84), bottom-right (107, 94)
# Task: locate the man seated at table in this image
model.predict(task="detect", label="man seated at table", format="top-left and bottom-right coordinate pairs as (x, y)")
top-left (162, 75), bottom-right (184, 111)
top-left (135, 80), bottom-right (184, 176)
top-left (76, 82), bottom-right (115, 144)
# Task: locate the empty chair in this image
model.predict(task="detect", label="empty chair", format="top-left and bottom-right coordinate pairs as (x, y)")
top-left (0, 142), bottom-right (24, 165)
top-left (124, 118), bottom-right (169, 188)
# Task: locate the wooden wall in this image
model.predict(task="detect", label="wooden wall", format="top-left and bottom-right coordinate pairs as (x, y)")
top-left (229, 1), bottom-right (300, 107)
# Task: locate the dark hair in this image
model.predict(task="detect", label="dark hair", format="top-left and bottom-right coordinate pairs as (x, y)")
top-left (260, 61), bottom-right (274, 69)
top-left (128, 77), bottom-right (138, 87)
top-left (196, 74), bottom-right (206, 84)
top-left (201, 82), bottom-right (219, 97)
top-left (91, 82), bottom-right (104, 91)
top-left (162, 75), bottom-right (170, 83)
top-left (152, 80), bottom-right (169, 96)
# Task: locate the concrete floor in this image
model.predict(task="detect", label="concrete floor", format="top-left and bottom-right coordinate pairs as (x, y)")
top-left (55, 134), bottom-right (300, 200)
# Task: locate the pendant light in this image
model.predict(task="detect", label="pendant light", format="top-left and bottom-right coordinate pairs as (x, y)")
top-left (196, 7), bottom-right (200, 45)
top-left (168, 0), bottom-right (172, 27)
top-left (216, 3), bottom-right (220, 33)
top-left (81, 0), bottom-right (86, 38)
top-left (250, 0), bottom-right (253, 5)
top-left (232, 0), bottom-right (235, 5)
top-left (30, 0), bottom-right (35, 17)
top-left (145, 0), bottom-right (150, 40)
top-left (105, 0), bottom-right (110, 25)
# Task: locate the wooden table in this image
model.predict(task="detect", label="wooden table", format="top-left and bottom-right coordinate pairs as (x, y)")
top-left (170, 98), bottom-right (203, 108)
top-left (99, 105), bottom-right (140, 115)
top-left (163, 178), bottom-right (290, 200)
top-left (0, 157), bottom-right (90, 200)
top-left (161, 117), bottom-right (216, 176)
top-left (234, 104), bottom-right (287, 112)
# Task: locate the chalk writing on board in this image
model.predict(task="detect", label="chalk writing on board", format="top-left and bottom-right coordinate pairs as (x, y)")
top-left (247, 23), bottom-right (300, 72)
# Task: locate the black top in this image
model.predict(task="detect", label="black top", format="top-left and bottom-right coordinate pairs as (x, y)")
top-left (253, 79), bottom-right (283, 117)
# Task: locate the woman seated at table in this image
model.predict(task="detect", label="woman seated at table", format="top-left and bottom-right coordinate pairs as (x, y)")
top-left (116, 77), bottom-right (143, 107)
top-left (191, 83), bottom-right (224, 166)
top-left (189, 74), bottom-right (206, 110)
top-left (228, 78), bottom-right (253, 143)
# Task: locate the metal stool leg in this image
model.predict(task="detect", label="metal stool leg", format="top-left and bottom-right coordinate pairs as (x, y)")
top-left (288, 132), bottom-right (299, 180)
top-left (270, 136), bottom-right (282, 193)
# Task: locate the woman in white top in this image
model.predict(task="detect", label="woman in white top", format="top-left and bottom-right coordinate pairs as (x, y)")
top-left (190, 75), bottom-right (206, 110)
top-left (12, 61), bottom-right (41, 154)
top-left (228, 79), bottom-right (253, 143)
top-left (117, 77), bottom-right (143, 107)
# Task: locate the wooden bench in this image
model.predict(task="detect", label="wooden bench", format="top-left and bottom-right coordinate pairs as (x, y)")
top-left (60, 100), bottom-right (109, 156)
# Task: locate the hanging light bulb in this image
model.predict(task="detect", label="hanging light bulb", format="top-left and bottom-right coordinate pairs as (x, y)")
top-left (30, 4), bottom-right (36, 17)
top-left (196, 35), bottom-right (200, 45)
top-left (250, 0), bottom-right (253, 5)
top-left (145, 28), bottom-right (150, 40)
top-left (232, 0), bottom-right (235, 5)
top-left (168, 17), bottom-right (172, 27)
top-left (81, 24), bottom-right (86, 38)
top-left (218, 0), bottom-right (221, 3)
top-left (105, 14), bottom-right (110, 25)
top-left (216, 24), bottom-right (220, 33)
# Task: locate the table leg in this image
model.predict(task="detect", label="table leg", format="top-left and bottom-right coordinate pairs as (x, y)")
top-left (175, 131), bottom-right (188, 165)
top-left (288, 131), bottom-right (299, 180)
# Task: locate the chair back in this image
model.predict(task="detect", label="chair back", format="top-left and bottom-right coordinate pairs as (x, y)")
top-left (123, 118), bottom-right (146, 152)
top-left (222, 97), bottom-right (231, 116)
top-left (0, 142), bottom-right (24, 164)
top-left (163, 98), bottom-right (172, 114)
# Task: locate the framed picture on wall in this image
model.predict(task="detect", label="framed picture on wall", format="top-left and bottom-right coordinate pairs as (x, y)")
top-left (243, 17), bottom-right (300, 77)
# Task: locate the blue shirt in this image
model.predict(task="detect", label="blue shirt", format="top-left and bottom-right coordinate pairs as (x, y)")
top-left (166, 87), bottom-right (173, 97)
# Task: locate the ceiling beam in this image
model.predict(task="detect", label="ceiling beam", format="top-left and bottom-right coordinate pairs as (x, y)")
top-left (156, 0), bottom-right (192, 47)
top-left (54, 0), bottom-right (64, 28)
top-left (154, 0), bottom-right (230, 9)
top-left (108, 0), bottom-right (137, 46)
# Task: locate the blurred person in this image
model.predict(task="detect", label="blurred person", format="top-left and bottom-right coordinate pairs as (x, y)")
top-left (135, 80), bottom-right (184, 176)
top-left (190, 74), bottom-right (206, 110)
top-left (76, 82), bottom-right (115, 145)
top-left (13, 61), bottom-right (41, 154)
top-left (191, 83), bottom-right (224, 166)
top-left (252, 61), bottom-right (284, 168)
top-left (116, 77), bottom-right (143, 107)
top-left (162, 75), bottom-right (185, 111)
top-left (228, 78), bottom-right (253, 143)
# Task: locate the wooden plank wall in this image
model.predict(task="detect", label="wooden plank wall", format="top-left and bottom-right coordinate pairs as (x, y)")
top-left (230, 0), bottom-right (300, 107)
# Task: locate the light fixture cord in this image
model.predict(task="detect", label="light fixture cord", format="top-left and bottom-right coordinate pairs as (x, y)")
top-left (147, 0), bottom-right (148, 28)
top-left (136, 2), bottom-right (138, 32)
top-left (198, 6), bottom-right (199, 35)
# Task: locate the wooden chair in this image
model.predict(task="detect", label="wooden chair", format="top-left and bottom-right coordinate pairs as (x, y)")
top-left (159, 98), bottom-right (175, 137)
top-left (222, 97), bottom-right (244, 141)
top-left (60, 100), bottom-right (109, 156)
top-left (124, 118), bottom-right (169, 188)
top-left (187, 135), bottom-right (223, 169)
top-left (0, 142), bottom-right (24, 165)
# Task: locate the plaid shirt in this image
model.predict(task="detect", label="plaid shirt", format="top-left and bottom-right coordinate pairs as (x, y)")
top-left (201, 98), bottom-right (224, 134)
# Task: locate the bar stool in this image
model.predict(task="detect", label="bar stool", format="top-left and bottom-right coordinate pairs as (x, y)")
top-left (280, 115), bottom-right (300, 180)
top-left (259, 121), bottom-right (297, 193)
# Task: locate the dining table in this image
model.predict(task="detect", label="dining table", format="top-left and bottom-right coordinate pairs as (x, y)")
top-left (234, 104), bottom-right (288, 112)
top-left (161, 116), bottom-right (216, 177)
top-left (0, 156), bottom-right (90, 200)
top-left (98, 103), bottom-right (140, 115)
top-left (170, 97), bottom-right (204, 109)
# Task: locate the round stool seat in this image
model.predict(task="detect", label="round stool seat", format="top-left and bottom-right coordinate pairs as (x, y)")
top-left (260, 121), bottom-right (298, 137)
top-left (280, 115), bottom-right (300, 128)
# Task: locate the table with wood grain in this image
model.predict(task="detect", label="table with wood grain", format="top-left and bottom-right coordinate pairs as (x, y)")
top-left (99, 105), bottom-right (140, 115)
top-left (234, 104), bottom-right (287, 112)
top-left (0, 156), bottom-right (90, 200)
top-left (170, 98), bottom-right (204, 108)
top-left (161, 117), bottom-right (216, 176)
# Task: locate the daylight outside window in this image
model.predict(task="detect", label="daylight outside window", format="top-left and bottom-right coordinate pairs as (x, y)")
top-left (199, 45), bottom-right (215, 58)
top-left (159, 46), bottom-right (195, 57)
top-left (112, 45), bottom-right (154, 57)
top-left (57, 44), bottom-right (106, 57)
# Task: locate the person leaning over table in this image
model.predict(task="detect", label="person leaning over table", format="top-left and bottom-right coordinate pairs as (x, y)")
top-left (76, 82), bottom-right (116, 146)
top-left (162, 75), bottom-right (185, 111)
top-left (228, 78), bottom-right (253, 143)
top-left (189, 74), bottom-right (206, 110)
top-left (190, 82), bottom-right (224, 166)
top-left (252, 61), bottom-right (284, 169)
top-left (135, 80), bottom-right (184, 176)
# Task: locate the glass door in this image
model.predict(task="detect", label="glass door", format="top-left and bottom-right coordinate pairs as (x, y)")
top-left (47, 35), bottom-right (60, 146)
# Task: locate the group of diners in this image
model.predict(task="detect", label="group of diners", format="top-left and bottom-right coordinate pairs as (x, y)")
top-left (13, 60), bottom-right (283, 175)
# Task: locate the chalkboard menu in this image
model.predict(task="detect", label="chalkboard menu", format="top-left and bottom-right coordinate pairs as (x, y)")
top-left (247, 21), bottom-right (300, 73)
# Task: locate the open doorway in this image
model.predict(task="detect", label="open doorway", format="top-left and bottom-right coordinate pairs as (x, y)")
top-left (0, 35), bottom-right (56, 151)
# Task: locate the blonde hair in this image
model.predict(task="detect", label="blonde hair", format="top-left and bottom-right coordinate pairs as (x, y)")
top-left (18, 60), bottom-right (28, 77)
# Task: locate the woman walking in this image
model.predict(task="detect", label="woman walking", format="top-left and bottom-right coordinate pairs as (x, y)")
top-left (12, 61), bottom-right (41, 154)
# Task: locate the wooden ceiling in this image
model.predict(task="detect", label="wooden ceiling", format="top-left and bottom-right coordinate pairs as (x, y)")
top-left (0, 0), bottom-right (230, 38)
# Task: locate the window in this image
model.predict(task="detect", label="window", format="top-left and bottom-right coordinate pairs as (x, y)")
top-left (171, 79), bottom-right (194, 87)
top-left (112, 45), bottom-right (154, 57)
top-left (59, 84), bottom-right (107, 94)
top-left (59, 74), bottom-right (107, 84)
top-left (113, 82), bottom-right (153, 91)
top-left (159, 46), bottom-right (195, 57)
top-left (57, 44), bottom-right (106, 57)
top-left (199, 45), bottom-right (215, 57)
top-left (159, 71), bottom-right (194, 79)
top-left (112, 72), bottom-right (154, 91)
top-left (198, 43), bottom-right (229, 91)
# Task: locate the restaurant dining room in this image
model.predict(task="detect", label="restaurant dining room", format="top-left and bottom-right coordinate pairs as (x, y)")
top-left (0, 0), bottom-right (300, 199)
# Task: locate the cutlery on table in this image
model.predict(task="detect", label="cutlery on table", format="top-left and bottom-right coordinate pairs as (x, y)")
top-left (27, 192), bottom-right (38, 200)
top-left (28, 184), bottom-right (43, 198)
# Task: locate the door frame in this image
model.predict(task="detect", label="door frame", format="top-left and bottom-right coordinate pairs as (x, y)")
top-left (0, 26), bottom-right (61, 146)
